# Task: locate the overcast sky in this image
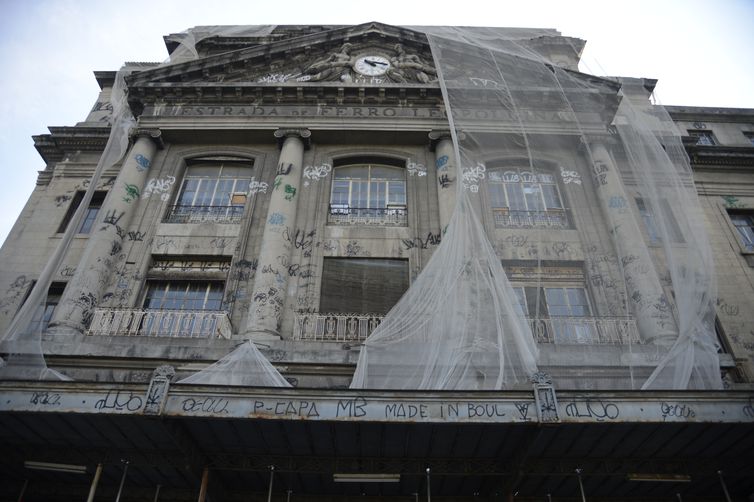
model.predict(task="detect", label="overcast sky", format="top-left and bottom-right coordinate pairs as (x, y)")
top-left (1, 0), bottom-right (752, 247)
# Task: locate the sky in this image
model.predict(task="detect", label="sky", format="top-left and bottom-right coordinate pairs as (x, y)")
top-left (0, 0), bottom-right (753, 247)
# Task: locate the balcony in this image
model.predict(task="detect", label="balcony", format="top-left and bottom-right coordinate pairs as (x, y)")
top-left (328, 204), bottom-right (408, 226)
top-left (165, 205), bottom-right (244, 224)
top-left (293, 312), bottom-right (639, 345)
top-left (87, 308), bottom-right (232, 339)
top-left (492, 208), bottom-right (570, 229)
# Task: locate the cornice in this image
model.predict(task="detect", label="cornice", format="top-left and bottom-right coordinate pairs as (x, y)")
top-left (686, 145), bottom-right (754, 169)
top-left (666, 105), bottom-right (754, 123)
top-left (33, 126), bottom-right (111, 163)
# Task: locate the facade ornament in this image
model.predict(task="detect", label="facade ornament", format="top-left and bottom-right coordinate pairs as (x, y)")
top-left (143, 365), bottom-right (175, 415)
top-left (130, 128), bottom-right (164, 149)
top-left (274, 128), bottom-right (311, 149)
top-left (303, 43), bottom-right (354, 82)
top-left (531, 371), bottom-right (559, 422)
top-left (530, 371), bottom-right (553, 385)
top-left (387, 44), bottom-right (437, 83)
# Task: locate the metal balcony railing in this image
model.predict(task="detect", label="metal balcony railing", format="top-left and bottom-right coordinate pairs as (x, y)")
top-left (87, 308), bottom-right (232, 339)
top-left (328, 204), bottom-right (408, 226)
top-left (165, 205), bottom-right (245, 224)
top-left (294, 312), bottom-right (384, 342)
top-left (293, 312), bottom-right (640, 345)
top-left (492, 208), bottom-right (570, 229)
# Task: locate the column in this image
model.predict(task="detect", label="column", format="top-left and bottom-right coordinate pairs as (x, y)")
top-left (244, 128), bottom-right (310, 340)
top-left (429, 130), bottom-right (457, 233)
top-left (51, 129), bottom-right (163, 333)
top-left (589, 137), bottom-right (677, 345)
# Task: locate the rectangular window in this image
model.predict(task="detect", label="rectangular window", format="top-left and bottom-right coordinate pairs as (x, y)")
top-left (58, 191), bottom-right (107, 234)
top-left (728, 210), bottom-right (754, 251)
top-left (635, 198), bottom-right (684, 244)
top-left (688, 130), bottom-right (716, 146)
top-left (504, 262), bottom-right (597, 344)
top-left (24, 282), bottom-right (66, 334)
top-left (143, 281), bottom-right (224, 311)
top-left (320, 258), bottom-right (409, 314)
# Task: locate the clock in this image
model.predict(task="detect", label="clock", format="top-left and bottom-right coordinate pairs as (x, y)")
top-left (354, 55), bottom-right (391, 76)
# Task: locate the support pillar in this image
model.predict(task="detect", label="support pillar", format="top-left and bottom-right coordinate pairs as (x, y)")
top-left (589, 138), bottom-right (676, 345)
top-left (85, 464), bottom-right (103, 502)
top-left (245, 128), bottom-right (310, 340)
top-left (51, 129), bottom-right (163, 333)
top-left (429, 131), bottom-right (457, 233)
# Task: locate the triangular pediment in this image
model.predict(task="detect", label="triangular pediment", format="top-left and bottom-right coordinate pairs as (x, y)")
top-left (126, 22), bottom-right (438, 88)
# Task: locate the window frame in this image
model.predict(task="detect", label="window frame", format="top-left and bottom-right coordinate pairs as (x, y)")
top-left (504, 262), bottom-right (596, 344)
top-left (486, 167), bottom-right (569, 229)
top-left (687, 129), bottom-right (717, 146)
top-left (328, 157), bottom-right (408, 226)
top-left (142, 280), bottom-right (225, 312)
top-left (167, 159), bottom-right (254, 223)
top-left (319, 257), bottom-right (410, 315)
top-left (635, 197), bottom-right (685, 245)
top-left (727, 209), bottom-right (754, 253)
top-left (58, 191), bottom-right (108, 234)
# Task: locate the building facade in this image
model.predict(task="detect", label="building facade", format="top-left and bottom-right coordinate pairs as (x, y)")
top-left (1, 23), bottom-right (753, 502)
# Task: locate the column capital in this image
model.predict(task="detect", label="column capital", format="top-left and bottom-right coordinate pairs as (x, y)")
top-left (579, 129), bottom-right (619, 155)
top-left (428, 129), bottom-right (464, 152)
top-left (130, 128), bottom-right (164, 149)
top-left (274, 128), bottom-right (311, 150)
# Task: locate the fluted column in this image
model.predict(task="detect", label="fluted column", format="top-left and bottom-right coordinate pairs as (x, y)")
top-left (429, 130), bottom-right (457, 233)
top-left (244, 128), bottom-right (310, 340)
top-left (589, 137), bottom-right (677, 345)
top-left (51, 129), bottom-right (163, 333)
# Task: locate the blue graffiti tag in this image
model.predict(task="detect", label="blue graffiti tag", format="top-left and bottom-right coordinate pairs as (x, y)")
top-left (134, 154), bottom-right (151, 171)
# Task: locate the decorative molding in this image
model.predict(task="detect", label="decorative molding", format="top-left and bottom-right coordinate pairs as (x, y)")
top-left (143, 365), bottom-right (176, 416)
top-left (274, 128), bottom-right (312, 149)
top-left (131, 128), bottom-right (165, 149)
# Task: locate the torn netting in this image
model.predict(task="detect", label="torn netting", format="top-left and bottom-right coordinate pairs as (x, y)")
top-left (177, 341), bottom-right (291, 387)
top-left (351, 27), bottom-right (720, 390)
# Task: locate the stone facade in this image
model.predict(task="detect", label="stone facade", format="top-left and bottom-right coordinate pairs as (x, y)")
top-left (0, 23), bottom-right (753, 389)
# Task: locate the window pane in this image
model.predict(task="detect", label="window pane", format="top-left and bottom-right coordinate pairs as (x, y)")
top-left (370, 181), bottom-right (387, 208)
top-left (523, 184), bottom-right (543, 210)
top-left (513, 287), bottom-right (527, 316)
top-left (370, 166), bottom-right (403, 180)
top-left (542, 184), bottom-right (562, 209)
top-left (331, 181), bottom-right (350, 206)
top-left (388, 182), bottom-right (406, 205)
top-left (213, 179), bottom-right (234, 205)
top-left (195, 179), bottom-right (217, 207)
top-left (144, 281), bottom-right (224, 311)
top-left (335, 166), bottom-right (369, 179)
top-left (506, 183), bottom-right (526, 210)
top-left (179, 178), bottom-right (199, 206)
top-left (488, 184), bottom-right (507, 208)
top-left (78, 207), bottom-right (100, 234)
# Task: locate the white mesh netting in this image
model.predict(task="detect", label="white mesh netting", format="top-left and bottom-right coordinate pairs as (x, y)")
top-left (351, 26), bottom-right (721, 390)
top-left (2, 24), bottom-right (722, 390)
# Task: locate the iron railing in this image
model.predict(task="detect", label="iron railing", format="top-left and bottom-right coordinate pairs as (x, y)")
top-left (293, 312), bottom-right (640, 345)
top-left (328, 205), bottom-right (408, 226)
top-left (165, 205), bottom-right (245, 224)
top-left (87, 308), bottom-right (232, 339)
top-left (492, 208), bottom-right (570, 229)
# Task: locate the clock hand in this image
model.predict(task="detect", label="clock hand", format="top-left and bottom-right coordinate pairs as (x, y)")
top-left (364, 59), bottom-right (388, 66)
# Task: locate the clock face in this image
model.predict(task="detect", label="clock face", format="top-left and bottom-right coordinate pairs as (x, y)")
top-left (354, 55), bottom-right (391, 76)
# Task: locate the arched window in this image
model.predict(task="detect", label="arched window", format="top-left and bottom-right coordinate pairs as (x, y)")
top-left (329, 157), bottom-right (407, 226)
top-left (167, 158), bottom-right (254, 223)
top-left (487, 168), bottom-right (568, 228)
